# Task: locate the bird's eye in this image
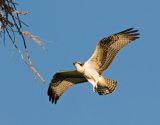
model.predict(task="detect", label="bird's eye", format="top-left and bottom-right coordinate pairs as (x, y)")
top-left (79, 63), bottom-right (83, 66)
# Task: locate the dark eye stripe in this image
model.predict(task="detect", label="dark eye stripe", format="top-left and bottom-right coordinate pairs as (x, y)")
top-left (79, 63), bottom-right (83, 66)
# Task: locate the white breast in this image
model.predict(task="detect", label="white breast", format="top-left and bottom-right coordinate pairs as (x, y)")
top-left (83, 63), bottom-right (100, 87)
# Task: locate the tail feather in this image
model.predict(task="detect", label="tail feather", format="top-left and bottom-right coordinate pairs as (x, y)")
top-left (96, 78), bottom-right (117, 95)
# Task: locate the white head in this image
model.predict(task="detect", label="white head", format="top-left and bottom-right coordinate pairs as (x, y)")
top-left (73, 61), bottom-right (84, 73)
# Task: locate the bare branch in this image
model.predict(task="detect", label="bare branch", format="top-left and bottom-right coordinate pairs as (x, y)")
top-left (0, 0), bottom-right (45, 83)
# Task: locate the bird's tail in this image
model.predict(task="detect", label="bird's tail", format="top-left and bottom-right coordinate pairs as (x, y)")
top-left (96, 77), bottom-right (117, 95)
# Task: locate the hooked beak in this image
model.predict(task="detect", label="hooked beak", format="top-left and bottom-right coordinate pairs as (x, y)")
top-left (73, 62), bottom-right (76, 65)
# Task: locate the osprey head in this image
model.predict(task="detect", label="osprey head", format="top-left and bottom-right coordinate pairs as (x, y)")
top-left (73, 61), bottom-right (84, 73)
top-left (73, 61), bottom-right (83, 66)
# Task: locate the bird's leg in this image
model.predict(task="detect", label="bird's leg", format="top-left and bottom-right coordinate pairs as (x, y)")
top-left (93, 79), bottom-right (99, 92)
top-left (93, 85), bottom-right (97, 92)
top-left (93, 75), bottom-right (101, 92)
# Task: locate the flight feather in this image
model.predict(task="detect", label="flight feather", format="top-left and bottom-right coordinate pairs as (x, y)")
top-left (48, 70), bottom-right (87, 104)
top-left (86, 28), bottom-right (140, 74)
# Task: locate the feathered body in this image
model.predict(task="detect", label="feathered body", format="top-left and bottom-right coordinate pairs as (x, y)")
top-left (48, 28), bottom-right (140, 104)
top-left (74, 62), bottom-right (116, 94)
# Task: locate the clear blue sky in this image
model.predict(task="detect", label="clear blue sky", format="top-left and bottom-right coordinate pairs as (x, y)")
top-left (0, 0), bottom-right (160, 125)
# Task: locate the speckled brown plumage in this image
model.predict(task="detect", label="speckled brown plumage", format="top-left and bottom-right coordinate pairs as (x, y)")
top-left (48, 70), bottom-right (87, 104)
top-left (87, 28), bottom-right (139, 74)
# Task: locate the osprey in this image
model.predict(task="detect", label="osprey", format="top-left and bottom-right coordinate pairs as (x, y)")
top-left (48, 28), bottom-right (140, 104)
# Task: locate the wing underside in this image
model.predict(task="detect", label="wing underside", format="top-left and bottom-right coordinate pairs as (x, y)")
top-left (85, 28), bottom-right (140, 74)
top-left (48, 70), bottom-right (87, 104)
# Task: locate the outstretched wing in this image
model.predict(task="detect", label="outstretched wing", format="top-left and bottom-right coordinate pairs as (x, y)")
top-left (47, 70), bottom-right (87, 104)
top-left (85, 28), bottom-right (140, 74)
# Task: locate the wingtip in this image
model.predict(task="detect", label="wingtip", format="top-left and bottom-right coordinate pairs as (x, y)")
top-left (47, 85), bottom-right (56, 104)
top-left (48, 91), bottom-right (59, 104)
top-left (127, 28), bottom-right (134, 31)
top-left (120, 28), bottom-right (140, 40)
top-left (119, 28), bottom-right (140, 34)
top-left (55, 100), bottom-right (57, 104)
top-left (119, 28), bottom-right (134, 33)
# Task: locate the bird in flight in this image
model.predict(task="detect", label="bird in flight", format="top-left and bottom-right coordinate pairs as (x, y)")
top-left (48, 28), bottom-right (140, 104)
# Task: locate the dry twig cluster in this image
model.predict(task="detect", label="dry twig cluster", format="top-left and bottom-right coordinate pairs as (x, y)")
top-left (0, 0), bottom-right (45, 83)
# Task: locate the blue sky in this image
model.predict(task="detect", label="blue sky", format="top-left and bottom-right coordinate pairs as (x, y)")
top-left (0, 0), bottom-right (160, 125)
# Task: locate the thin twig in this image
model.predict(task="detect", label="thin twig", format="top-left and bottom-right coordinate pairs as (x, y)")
top-left (0, 0), bottom-right (46, 83)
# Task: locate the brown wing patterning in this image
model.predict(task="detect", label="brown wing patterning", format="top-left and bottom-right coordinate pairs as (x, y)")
top-left (88, 28), bottom-right (140, 74)
top-left (47, 71), bottom-right (87, 104)
top-left (99, 28), bottom-right (139, 73)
